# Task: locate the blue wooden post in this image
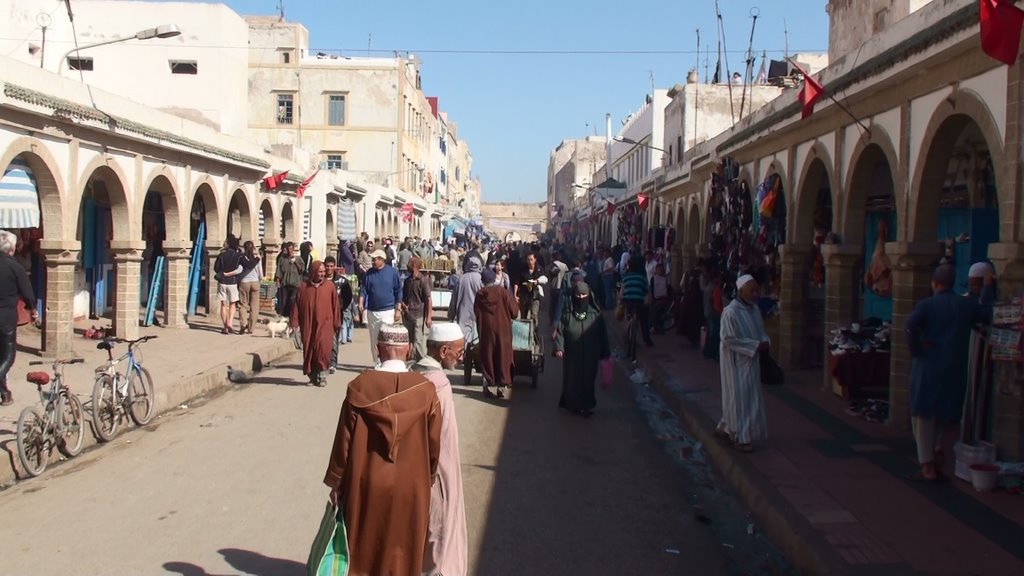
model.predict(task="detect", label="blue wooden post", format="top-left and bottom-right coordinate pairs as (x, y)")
top-left (143, 256), bottom-right (165, 326)
top-left (187, 221), bottom-right (205, 317)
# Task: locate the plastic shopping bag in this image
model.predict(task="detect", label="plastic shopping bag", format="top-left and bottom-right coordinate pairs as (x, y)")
top-left (599, 358), bottom-right (614, 390)
top-left (306, 501), bottom-right (350, 576)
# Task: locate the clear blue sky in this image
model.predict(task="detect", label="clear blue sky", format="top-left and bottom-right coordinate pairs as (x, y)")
top-left (165, 0), bottom-right (829, 203)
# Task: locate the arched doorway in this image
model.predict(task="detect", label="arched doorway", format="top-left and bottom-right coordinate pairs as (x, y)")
top-left (140, 173), bottom-right (180, 326)
top-left (794, 156), bottom-right (833, 368)
top-left (189, 182), bottom-right (220, 316)
top-left (847, 142), bottom-right (898, 322)
top-left (914, 114), bottom-right (1000, 293)
top-left (0, 148), bottom-right (64, 351)
top-left (227, 188), bottom-right (252, 243)
top-left (77, 164), bottom-right (131, 323)
top-left (280, 201), bottom-right (296, 244)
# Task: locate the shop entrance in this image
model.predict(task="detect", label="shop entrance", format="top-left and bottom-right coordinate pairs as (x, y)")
top-left (281, 201), bottom-right (296, 243)
top-left (227, 188), bottom-right (253, 243)
top-left (188, 183), bottom-right (219, 316)
top-left (76, 166), bottom-right (129, 323)
top-left (798, 158), bottom-right (833, 368)
top-left (0, 156), bottom-right (46, 325)
top-left (140, 175), bottom-right (179, 326)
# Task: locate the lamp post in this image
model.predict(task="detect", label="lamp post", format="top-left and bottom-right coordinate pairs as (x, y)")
top-left (58, 24), bottom-right (181, 74)
top-left (614, 136), bottom-right (668, 154)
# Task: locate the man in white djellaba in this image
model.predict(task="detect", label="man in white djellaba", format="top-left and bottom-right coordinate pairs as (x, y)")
top-left (717, 274), bottom-right (769, 452)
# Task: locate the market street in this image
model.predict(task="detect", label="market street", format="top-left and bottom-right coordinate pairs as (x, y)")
top-left (0, 325), bottom-right (757, 576)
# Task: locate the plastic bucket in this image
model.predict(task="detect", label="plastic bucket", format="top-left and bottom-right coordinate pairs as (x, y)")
top-left (970, 463), bottom-right (1000, 492)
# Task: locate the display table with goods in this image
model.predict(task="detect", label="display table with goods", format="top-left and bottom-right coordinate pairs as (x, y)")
top-left (828, 318), bottom-right (891, 406)
top-left (259, 280), bottom-right (277, 312)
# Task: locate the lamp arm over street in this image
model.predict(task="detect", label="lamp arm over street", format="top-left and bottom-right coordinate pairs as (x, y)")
top-left (57, 24), bottom-right (181, 74)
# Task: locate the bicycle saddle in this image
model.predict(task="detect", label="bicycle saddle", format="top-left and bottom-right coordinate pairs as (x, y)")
top-left (26, 372), bottom-right (50, 386)
top-left (96, 340), bottom-right (115, 351)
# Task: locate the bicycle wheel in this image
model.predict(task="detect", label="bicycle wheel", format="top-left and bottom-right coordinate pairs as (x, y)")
top-left (57, 392), bottom-right (86, 458)
top-left (91, 374), bottom-right (120, 442)
top-left (127, 366), bottom-right (155, 426)
top-left (16, 406), bottom-right (48, 477)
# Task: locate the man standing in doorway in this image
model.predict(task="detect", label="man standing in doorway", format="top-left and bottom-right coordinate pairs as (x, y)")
top-left (717, 274), bottom-right (770, 452)
top-left (213, 235), bottom-right (244, 335)
top-left (906, 264), bottom-right (993, 482)
top-left (0, 230), bottom-right (37, 406)
top-left (359, 248), bottom-right (402, 367)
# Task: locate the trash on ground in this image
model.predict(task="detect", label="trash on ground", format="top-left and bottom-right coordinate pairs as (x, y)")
top-left (178, 403), bottom-right (189, 409)
top-left (630, 369), bottom-right (649, 384)
top-left (664, 548), bottom-right (680, 554)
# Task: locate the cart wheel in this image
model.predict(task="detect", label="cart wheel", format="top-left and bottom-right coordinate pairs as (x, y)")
top-left (531, 364), bottom-right (539, 388)
top-left (463, 356), bottom-right (473, 386)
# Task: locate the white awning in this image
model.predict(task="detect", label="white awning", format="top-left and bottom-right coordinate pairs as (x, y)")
top-left (0, 158), bottom-right (40, 229)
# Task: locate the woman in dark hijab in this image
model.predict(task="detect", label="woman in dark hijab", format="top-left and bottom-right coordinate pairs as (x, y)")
top-left (553, 282), bottom-right (610, 418)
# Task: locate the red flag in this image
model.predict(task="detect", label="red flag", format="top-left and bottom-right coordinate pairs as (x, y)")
top-left (295, 170), bottom-right (320, 201)
top-left (401, 203), bottom-right (414, 223)
top-left (980, 0), bottom-right (1024, 66)
top-left (791, 60), bottom-right (823, 119)
top-left (606, 201), bottom-right (615, 216)
top-left (262, 170), bottom-right (288, 190)
top-left (637, 194), bottom-right (649, 211)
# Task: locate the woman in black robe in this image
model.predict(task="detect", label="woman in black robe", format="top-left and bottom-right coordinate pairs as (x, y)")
top-left (553, 282), bottom-right (610, 418)
top-left (678, 267), bottom-right (705, 345)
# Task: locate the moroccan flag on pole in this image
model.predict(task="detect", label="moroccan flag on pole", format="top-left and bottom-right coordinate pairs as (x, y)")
top-left (262, 170), bottom-right (288, 190)
top-left (401, 203), bottom-right (414, 223)
top-left (295, 170), bottom-right (320, 201)
top-left (606, 200), bottom-right (615, 216)
top-left (790, 60), bottom-right (823, 119)
top-left (980, 0), bottom-right (1024, 66)
top-left (637, 194), bottom-right (649, 211)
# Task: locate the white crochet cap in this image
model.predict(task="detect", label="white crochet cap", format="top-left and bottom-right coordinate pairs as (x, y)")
top-left (736, 274), bottom-right (756, 290)
top-left (428, 322), bottom-right (463, 342)
top-left (378, 322), bottom-right (409, 345)
top-left (968, 262), bottom-right (994, 279)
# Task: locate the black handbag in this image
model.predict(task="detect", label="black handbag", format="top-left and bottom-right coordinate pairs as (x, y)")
top-left (760, 351), bottom-right (784, 386)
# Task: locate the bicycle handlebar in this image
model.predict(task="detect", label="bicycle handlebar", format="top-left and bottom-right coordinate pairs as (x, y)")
top-left (104, 335), bottom-right (159, 347)
top-left (29, 358), bottom-right (85, 366)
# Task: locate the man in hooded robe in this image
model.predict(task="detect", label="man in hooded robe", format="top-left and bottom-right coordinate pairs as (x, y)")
top-left (290, 261), bottom-right (341, 386)
top-left (448, 256), bottom-right (483, 343)
top-left (553, 282), bottom-right (610, 417)
top-left (718, 274), bottom-right (770, 452)
top-left (474, 268), bottom-right (519, 398)
top-left (324, 323), bottom-right (441, 576)
top-left (411, 322), bottom-right (469, 576)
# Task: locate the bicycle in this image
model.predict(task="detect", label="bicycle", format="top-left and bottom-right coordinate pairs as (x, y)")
top-left (16, 358), bottom-right (87, 478)
top-left (91, 335), bottom-right (158, 442)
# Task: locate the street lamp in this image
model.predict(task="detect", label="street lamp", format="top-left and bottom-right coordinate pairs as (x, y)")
top-left (58, 24), bottom-right (182, 73)
top-left (614, 136), bottom-right (668, 154)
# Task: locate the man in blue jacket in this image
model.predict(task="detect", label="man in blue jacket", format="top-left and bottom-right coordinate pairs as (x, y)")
top-left (359, 249), bottom-right (402, 367)
top-left (906, 264), bottom-right (993, 483)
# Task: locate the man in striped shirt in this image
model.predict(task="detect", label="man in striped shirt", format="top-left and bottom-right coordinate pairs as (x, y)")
top-left (717, 274), bottom-right (769, 452)
top-left (620, 255), bottom-right (654, 347)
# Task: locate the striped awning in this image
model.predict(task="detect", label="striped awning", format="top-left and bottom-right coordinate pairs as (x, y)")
top-left (337, 200), bottom-right (357, 241)
top-left (0, 159), bottom-right (41, 229)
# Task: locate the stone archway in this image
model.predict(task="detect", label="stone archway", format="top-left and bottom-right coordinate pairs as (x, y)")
top-left (0, 144), bottom-right (68, 353)
top-left (76, 162), bottom-right (133, 337)
top-left (227, 187), bottom-right (254, 243)
top-left (782, 154), bottom-right (834, 369)
top-left (139, 171), bottom-right (180, 327)
top-left (259, 198), bottom-right (278, 242)
top-left (281, 200), bottom-right (297, 243)
top-left (189, 180), bottom-right (221, 317)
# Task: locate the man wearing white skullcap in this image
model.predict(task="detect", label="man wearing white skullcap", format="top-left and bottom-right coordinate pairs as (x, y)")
top-left (716, 273), bottom-right (770, 452)
top-left (323, 319), bottom-right (441, 575)
top-left (966, 262), bottom-right (996, 303)
top-left (412, 322), bottom-right (468, 576)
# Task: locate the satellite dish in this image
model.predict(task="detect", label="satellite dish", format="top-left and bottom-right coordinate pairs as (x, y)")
top-left (36, 12), bottom-right (52, 27)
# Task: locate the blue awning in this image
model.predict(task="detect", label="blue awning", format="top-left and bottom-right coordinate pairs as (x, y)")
top-left (0, 159), bottom-right (41, 229)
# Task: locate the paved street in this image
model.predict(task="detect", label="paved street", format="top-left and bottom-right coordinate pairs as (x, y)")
top-left (0, 321), bottom-right (756, 576)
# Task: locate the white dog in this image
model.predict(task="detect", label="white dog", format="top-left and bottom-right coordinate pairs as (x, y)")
top-left (261, 317), bottom-right (291, 339)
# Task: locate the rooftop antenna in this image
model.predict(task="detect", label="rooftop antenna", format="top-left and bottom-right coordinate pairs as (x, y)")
top-left (784, 18), bottom-right (789, 58)
top-left (738, 7), bottom-right (760, 122)
top-left (716, 0), bottom-right (735, 125)
top-left (368, 33), bottom-right (372, 56)
top-left (277, 0), bottom-right (285, 21)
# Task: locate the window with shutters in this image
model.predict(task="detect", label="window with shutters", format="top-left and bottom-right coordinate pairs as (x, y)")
top-left (327, 94), bottom-right (346, 126)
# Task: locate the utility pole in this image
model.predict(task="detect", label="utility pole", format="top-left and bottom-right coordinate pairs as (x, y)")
top-left (605, 113), bottom-right (612, 182)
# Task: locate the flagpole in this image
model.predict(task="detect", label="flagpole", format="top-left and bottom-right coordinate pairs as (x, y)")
top-left (787, 57), bottom-right (871, 135)
top-left (695, 28), bottom-right (700, 153)
top-left (716, 0), bottom-right (735, 124)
